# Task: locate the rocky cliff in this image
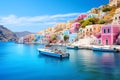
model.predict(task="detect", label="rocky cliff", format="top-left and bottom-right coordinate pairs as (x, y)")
top-left (0, 25), bottom-right (18, 42)
top-left (15, 31), bottom-right (32, 38)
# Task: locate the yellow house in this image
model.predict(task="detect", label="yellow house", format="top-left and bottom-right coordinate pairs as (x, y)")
top-left (112, 8), bottom-right (120, 24)
top-left (65, 21), bottom-right (73, 29)
top-left (85, 25), bottom-right (94, 37)
top-left (109, 0), bottom-right (120, 6)
top-left (93, 24), bottom-right (102, 35)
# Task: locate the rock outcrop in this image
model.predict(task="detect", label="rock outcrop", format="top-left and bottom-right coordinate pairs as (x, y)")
top-left (15, 31), bottom-right (32, 38)
top-left (0, 25), bottom-right (18, 42)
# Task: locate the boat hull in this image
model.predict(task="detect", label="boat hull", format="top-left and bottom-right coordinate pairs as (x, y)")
top-left (67, 46), bottom-right (79, 50)
top-left (38, 49), bottom-right (69, 58)
top-left (93, 48), bottom-right (117, 52)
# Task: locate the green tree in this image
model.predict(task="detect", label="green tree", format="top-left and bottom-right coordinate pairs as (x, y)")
top-left (81, 20), bottom-right (92, 28)
top-left (64, 35), bottom-right (69, 42)
top-left (50, 35), bottom-right (56, 40)
top-left (102, 7), bottom-right (112, 12)
top-left (88, 18), bottom-right (99, 24)
top-left (34, 39), bottom-right (37, 42)
top-left (98, 20), bottom-right (105, 24)
top-left (79, 20), bottom-right (85, 24)
top-left (88, 18), bottom-right (96, 24)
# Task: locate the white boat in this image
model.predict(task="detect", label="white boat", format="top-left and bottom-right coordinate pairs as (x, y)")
top-left (38, 48), bottom-right (70, 58)
top-left (92, 46), bottom-right (117, 52)
top-left (67, 45), bottom-right (79, 50)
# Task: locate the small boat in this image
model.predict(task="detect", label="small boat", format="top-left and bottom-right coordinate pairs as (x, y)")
top-left (92, 46), bottom-right (117, 52)
top-left (67, 46), bottom-right (79, 50)
top-left (38, 48), bottom-right (70, 58)
top-left (79, 45), bottom-right (93, 50)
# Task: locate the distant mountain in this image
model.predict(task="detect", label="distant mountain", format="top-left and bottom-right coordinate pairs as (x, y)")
top-left (0, 25), bottom-right (18, 42)
top-left (15, 31), bottom-right (32, 38)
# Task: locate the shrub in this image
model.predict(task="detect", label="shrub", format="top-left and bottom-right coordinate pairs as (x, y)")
top-left (102, 7), bottom-right (112, 12)
top-left (98, 20), bottom-right (105, 24)
top-left (81, 20), bottom-right (92, 28)
top-left (64, 35), bottom-right (69, 41)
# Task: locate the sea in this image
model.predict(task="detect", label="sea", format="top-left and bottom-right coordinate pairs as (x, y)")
top-left (0, 42), bottom-right (120, 80)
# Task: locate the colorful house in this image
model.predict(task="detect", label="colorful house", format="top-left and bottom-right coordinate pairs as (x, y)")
top-left (78, 14), bottom-right (87, 20)
top-left (54, 23), bottom-right (65, 33)
top-left (93, 24), bottom-right (102, 35)
top-left (78, 28), bottom-right (84, 38)
top-left (81, 29), bottom-right (86, 38)
top-left (112, 8), bottom-right (120, 25)
top-left (23, 34), bottom-right (34, 43)
top-left (84, 13), bottom-right (98, 20)
top-left (93, 33), bottom-right (101, 45)
top-left (45, 34), bottom-right (51, 42)
top-left (101, 25), bottom-right (120, 45)
top-left (63, 30), bottom-right (70, 35)
top-left (34, 34), bottom-right (44, 43)
top-left (56, 33), bottom-right (64, 43)
top-left (109, 0), bottom-right (120, 6)
top-left (65, 21), bottom-right (73, 29)
top-left (85, 25), bottom-right (94, 37)
top-left (74, 14), bottom-right (87, 22)
top-left (116, 34), bottom-right (120, 44)
top-left (99, 9), bottom-right (107, 19)
top-left (70, 22), bottom-right (80, 33)
top-left (69, 33), bottom-right (78, 43)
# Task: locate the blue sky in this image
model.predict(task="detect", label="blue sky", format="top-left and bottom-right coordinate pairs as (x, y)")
top-left (0, 0), bottom-right (108, 32)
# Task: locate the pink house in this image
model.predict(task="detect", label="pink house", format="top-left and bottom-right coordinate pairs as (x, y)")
top-left (73, 14), bottom-right (87, 22)
top-left (101, 25), bottom-right (120, 45)
top-left (70, 22), bottom-right (81, 33)
top-left (78, 14), bottom-right (87, 20)
top-left (45, 34), bottom-right (51, 41)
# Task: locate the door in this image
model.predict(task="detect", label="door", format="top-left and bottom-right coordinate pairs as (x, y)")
top-left (106, 38), bottom-right (108, 45)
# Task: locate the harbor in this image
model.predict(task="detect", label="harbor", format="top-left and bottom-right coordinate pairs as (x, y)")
top-left (0, 42), bottom-right (120, 80)
top-left (1, 0), bottom-right (120, 80)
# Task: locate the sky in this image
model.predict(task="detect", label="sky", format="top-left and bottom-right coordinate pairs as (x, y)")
top-left (0, 0), bottom-right (108, 32)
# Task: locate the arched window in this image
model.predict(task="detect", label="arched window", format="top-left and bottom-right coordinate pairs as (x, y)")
top-left (108, 28), bottom-right (110, 33)
top-left (90, 28), bottom-right (92, 31)
top-left (104, 29), bottom-right (106, 33)
top-left (115, 17), bottom-right (117, 20)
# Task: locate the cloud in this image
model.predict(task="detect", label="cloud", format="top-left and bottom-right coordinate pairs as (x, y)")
top-left (0, 13), bottom-right (80, 32)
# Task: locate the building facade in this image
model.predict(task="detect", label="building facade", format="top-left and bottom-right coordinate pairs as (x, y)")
top-left (101, 25), bottom-right (120, 45)
top-left (109, 0), bottom-right (120, 6)
top-left (112, 8), bottom-right (120, 25)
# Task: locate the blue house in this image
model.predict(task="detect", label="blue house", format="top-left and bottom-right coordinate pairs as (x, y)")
top-left (34, 34), bottom-right (44, 42)
top-left (69, 33), bottom-right (78, 43)
top-left (84, 13), bottom-right (98, 20)
top-left (63, 30), bottom-right (70, 35)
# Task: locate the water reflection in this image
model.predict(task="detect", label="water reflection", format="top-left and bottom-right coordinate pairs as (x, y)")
top-left (1, 43), bottom-right (120, 80)
top-left (38, 54), bottom-right (69, 64)
top-left (70, 49), bottom-right (120, 80)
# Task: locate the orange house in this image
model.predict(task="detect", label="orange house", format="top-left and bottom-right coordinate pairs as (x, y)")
top-left (93, 24), bottom-right (102, 35)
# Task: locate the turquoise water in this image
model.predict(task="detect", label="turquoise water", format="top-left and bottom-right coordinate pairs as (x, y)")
top-left (0, 42), bottom-right (120, 80)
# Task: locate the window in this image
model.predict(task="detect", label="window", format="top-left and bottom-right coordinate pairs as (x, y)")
top-left (108, 28), bottom-right (110, 33)
top-left (98, 40), bottom-right (101, 44)
top-left (90, 29), bottom-right (92, 31)
top-left (104, 29), bottom-right (106, 33)
top-left (115, 17), bottom-right (117, 20)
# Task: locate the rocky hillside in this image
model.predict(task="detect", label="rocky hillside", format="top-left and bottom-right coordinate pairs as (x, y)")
top-left (15, 31), bottom-right (32, 38)
top-left (0, 25), bottom-right (18, 42)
